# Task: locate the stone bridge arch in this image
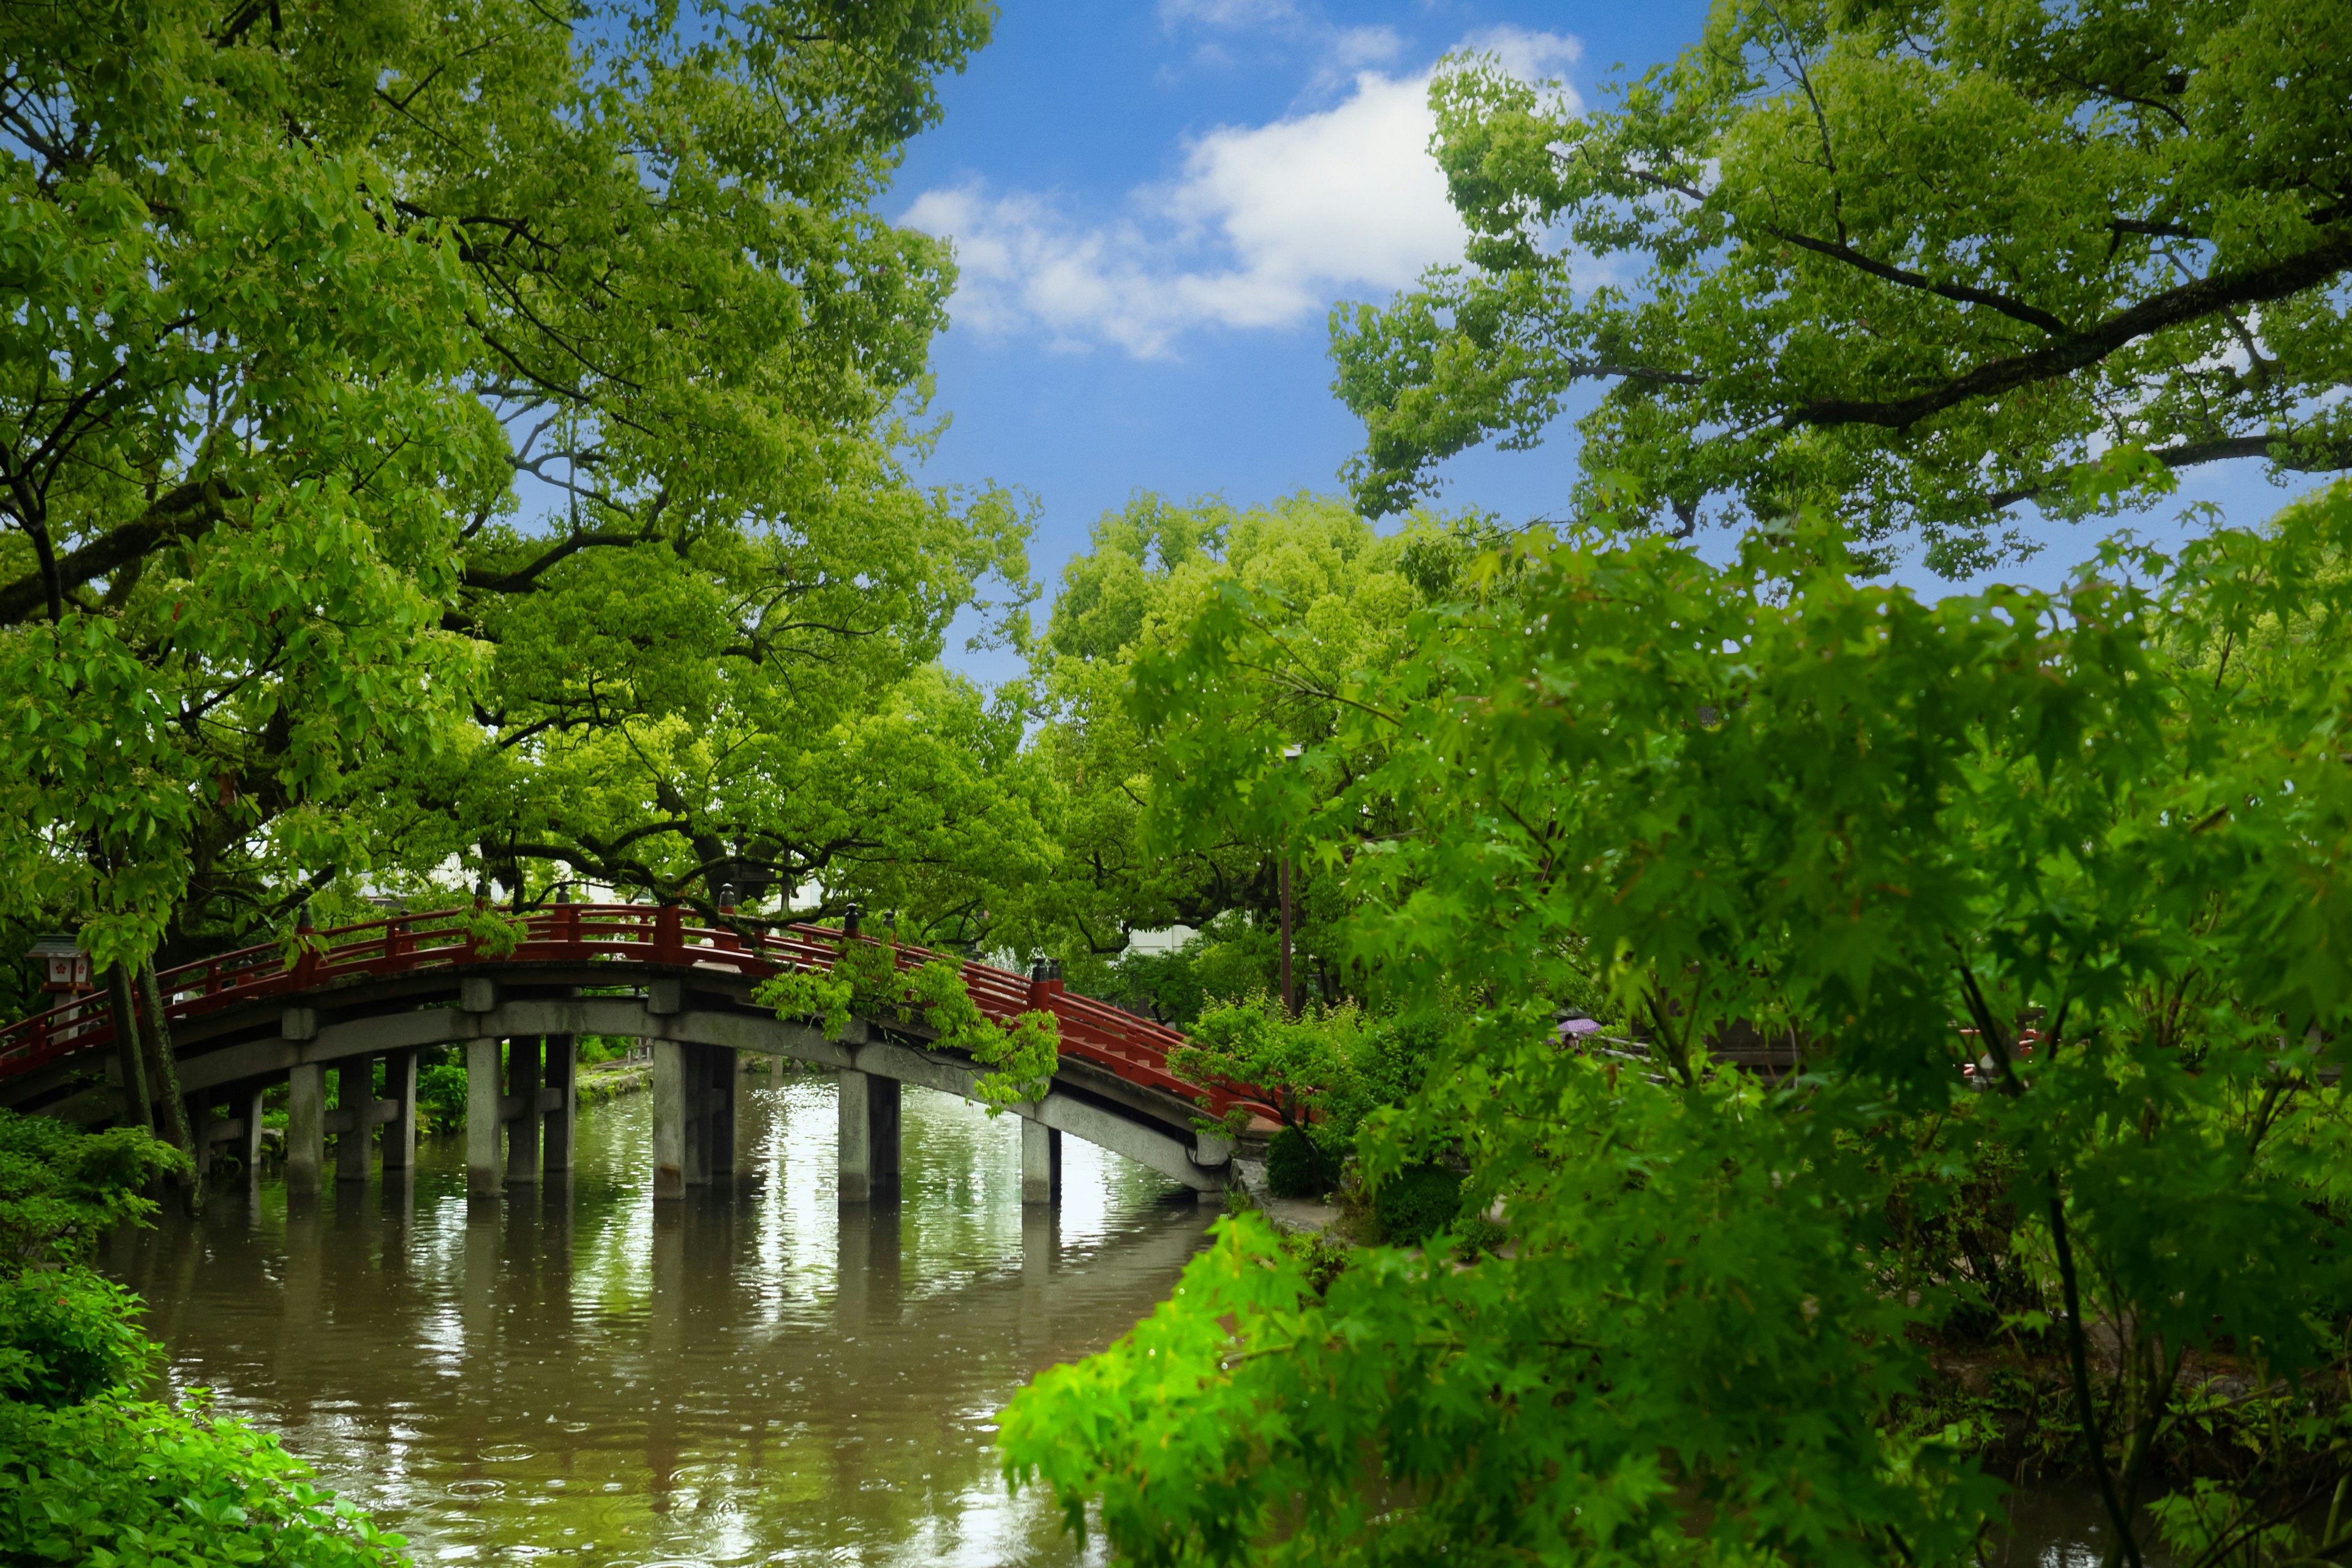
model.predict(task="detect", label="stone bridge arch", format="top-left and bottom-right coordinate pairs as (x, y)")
top-left (0, 906), bottom-right (1256, 1205)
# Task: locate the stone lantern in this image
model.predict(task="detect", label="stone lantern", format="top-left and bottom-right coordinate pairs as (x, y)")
top-left (26, 934), bottom-right (89, 997)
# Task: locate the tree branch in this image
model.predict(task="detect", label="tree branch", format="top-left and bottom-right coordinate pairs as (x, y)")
top-left (461, 527), bottom-right (647, 594)
top-left (0, 480), bottom-right (235, 626)
top-left (1978, 428), bottom-right (2352, 511)
top-left (1787, 227), bottom-right (2352, 432)
top-left (1766, 227), bottom-right (2073, 337)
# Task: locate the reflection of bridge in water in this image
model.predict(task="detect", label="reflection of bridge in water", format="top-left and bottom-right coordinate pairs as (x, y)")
top-left (2, 904), bottom-right (1268, 1205)
top-left (108, 1084), bottom-right (1216, 1559)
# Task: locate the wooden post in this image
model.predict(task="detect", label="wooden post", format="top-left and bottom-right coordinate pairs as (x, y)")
top-left (682, 1041), bottom-right (710, 1188)
top-left (734, 1049), bottom-right (763, 1186)
top-left (837, 1069), bottom-right (900, 1203)
top-left (706, 1046), bottom-right (736, 1185)
top-left (542, 1035), bottom-right (576, 1177)
top-left (1022, 1119), bottom-right (1062, 1207)
top-left (190, 1087), bottom-right (216, 1183)
top-left (652, 1039), bottom-right (685, 1200)
top-left (237, 1082), bottom-right (265, 1180)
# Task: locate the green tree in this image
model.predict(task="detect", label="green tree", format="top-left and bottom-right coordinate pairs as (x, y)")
top-left (1020, 490), bottom-right (1490, 997)
top-left (1003, 477), bottom-right (2352, 1567)
top-left (1333, 0), bottom-right (2352, 571)
top-left (0, 0), bottom-right (1006, 970)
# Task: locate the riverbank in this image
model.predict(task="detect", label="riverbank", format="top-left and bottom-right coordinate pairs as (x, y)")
top-left (574, 1056), bottom-right (651, 1106)
top-left (1899, 1342), bottom-right (2351, 1495)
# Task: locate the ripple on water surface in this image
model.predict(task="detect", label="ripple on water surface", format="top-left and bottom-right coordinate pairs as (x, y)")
top-left (108, 1074), bottom-right (1215, 1566)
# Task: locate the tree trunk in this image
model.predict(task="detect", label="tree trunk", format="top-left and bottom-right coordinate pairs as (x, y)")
top-left (138, 965), bottom-right (202, 1216)
top-left (104, 964), bottom-right (153, 1135)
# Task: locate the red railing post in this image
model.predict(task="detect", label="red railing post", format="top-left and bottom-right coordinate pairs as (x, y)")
top-left (654, 902), bottom-right (685, 965)
top-left (292, 903), bottom-right (318, 987)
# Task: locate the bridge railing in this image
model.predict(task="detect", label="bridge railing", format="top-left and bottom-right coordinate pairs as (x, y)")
top-left (0, 907), bottom-right (1276, 1124)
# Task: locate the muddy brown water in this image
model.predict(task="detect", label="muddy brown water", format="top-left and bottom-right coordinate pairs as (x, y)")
top-left (107, 1075), bottom-right (1213, 1566)
top-left (106, 1072), bottom-right (2125, 1567)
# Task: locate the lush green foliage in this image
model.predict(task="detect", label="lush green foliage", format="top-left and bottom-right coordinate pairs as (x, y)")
top-left (0, 1110), bottom-right (182, 1268)
top-left (1022, 491), bottom-right (1495, 987)
top-left (755, 937), bottom-right (1061, 1109)
top-left (0, 0), bottom-right (1035, 974)
top-left (1174, 996), bottom-right (1429, 1168)
top-left (0, 1382), bottom-right (410, 1567)
top-left (0, 1110), bottom-right (402, 1565)
top-left (1261, 1127), bottom-right (1326, 1200)
top-left (415, 1062), bottom-right (469, 1137)
top-left (1082, 915), bottom-right (1283, 1027)
top-left (1001, 474), bottom-right (2352, 1566)
top-left (1368, 1164), bottom-right (1465, 1247)
top-left (1334, 0), bottom-right (2352, 570)
top-left (0, 1271), bottom-right (151, 1409)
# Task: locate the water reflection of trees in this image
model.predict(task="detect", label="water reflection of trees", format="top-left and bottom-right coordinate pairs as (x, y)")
top-left (112, 1081), bottom-right (1207, 1563)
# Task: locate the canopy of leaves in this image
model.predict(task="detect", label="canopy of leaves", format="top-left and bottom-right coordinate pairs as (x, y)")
top-left (755, 935), bottom-right (1060, 1107)
top-left (0, 0), bottom-right (1020, 970)
top-left (1004, 477), bottom-right (2352, 1566)
top-left (1333, 0), bottom-right (2352, 571)
top-left (1018, 489), bottom-right (1494, 993)
top-left (1172, 995), bottom-right (1427, 1155)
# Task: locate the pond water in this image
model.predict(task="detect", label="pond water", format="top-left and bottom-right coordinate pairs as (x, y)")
top-left (106, 1072), bottom-right (1215, 1566)
top-left (106, 1067), bottom-right (2130, 1567)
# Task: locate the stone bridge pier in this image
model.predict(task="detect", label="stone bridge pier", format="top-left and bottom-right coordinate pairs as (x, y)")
top-left (276, 1031), bottom-right (1078, 1208)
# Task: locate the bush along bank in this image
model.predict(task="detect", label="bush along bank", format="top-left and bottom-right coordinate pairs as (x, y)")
top-left (1896, 1340), bottom-right (2352, 1500)
top-left (1250, 1059), bottom-right (2352, 1558)
top-left (0, 1109), bottom-right (409, 1565)
top-left (1200, 985), bottom-right (2352, 1549)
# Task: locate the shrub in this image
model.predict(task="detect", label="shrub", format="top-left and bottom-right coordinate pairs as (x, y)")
top-left (0, 1392), bottom-right (407, 1566)
top-left (578, 1034), bottom-right (633, 1065)
top-left (0, 1114), bottom-right (181, 1266)
top-left (416, 1063), bottom-right (469, 1134)
top-left (0, 1111), bottom-right (405, 1564)
top-left (1265, 1125), bottom-right (1330, 1199)
top-left (1371, 1163), bottom-right (1461, 1247)
top-left (0, 1270), bottom-right (152, 1408)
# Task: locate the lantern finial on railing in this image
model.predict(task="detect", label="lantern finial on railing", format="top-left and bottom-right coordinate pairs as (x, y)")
top-left (26, 934), bottom-right (89, 997)
top-left (718, 883), bottom-right (737, 916)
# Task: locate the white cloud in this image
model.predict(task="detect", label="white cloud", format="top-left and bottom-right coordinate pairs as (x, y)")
top-left (1159, 0), bottom-right (1299, 24)
top-left (902, 35), bottom-right (1583, 358)
top-left (1327, 24), bottom-right (1405, 72)
top-left (1460, 24), bottom-right (1582, 83)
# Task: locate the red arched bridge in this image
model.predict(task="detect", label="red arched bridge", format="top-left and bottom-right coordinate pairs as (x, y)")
top-left (0, 904), bottom-right (1268, 1204)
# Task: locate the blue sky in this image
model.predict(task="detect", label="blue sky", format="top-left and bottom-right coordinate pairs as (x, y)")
top-left (888, 1), bottom-right (2306, 678)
